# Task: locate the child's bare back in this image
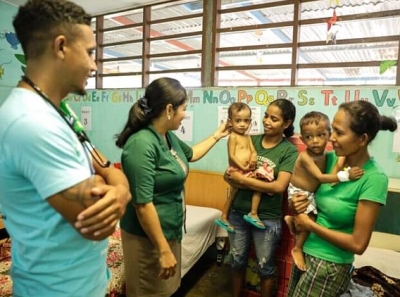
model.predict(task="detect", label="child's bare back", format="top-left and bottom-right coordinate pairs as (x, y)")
top-left (290, 150), bottom-right (327, 193)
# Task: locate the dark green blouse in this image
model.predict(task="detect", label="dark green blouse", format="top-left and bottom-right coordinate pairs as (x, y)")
top-left (120, 125), bottom-right (193, 241)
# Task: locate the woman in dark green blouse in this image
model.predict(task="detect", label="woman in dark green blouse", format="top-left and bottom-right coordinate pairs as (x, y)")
top-left (115, 77), bottom-right (229, 297)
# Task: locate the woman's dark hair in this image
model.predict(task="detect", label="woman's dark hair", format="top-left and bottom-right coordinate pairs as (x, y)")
top-left (339, 100), bottom-right (397, 144)
top-left (115, 77), bottom-right (187, 148)
top-left (269, 99), bottom-right (296, 137)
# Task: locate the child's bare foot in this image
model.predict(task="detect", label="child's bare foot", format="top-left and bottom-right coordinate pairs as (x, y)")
top-left (284, 215), bottom-right (296, 235)
top-left (291, 247), bottom-right (306, 271)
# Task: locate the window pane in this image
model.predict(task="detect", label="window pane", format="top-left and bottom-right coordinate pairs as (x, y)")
top-left (103, 60), bottom-right (143, 74)
top-left (86, 77), bottom-right (95, 89)
top-left (221, 0), bottom-right (290, 11)
top-left (103, 76), bottom-right (142, 88)
top-left (103, 10), bottom-right (143, 30)
top-left (301, 0), bottom-right (400, 20)
top-left (297, 66), bottom-right (396, 86)
top-left (299, 41), bottom-right (398, 63)
top-left (220, 3), bottom-right (294, 29)
top-left (219, 27), bottom-right (293, 48)
top-left (149, 72), bottom-right (201, 87)
top-left (217, 69), bottom-right (292, 87)
top-left (150, 53), bottom-right (201, 70)
top-left (91, 19), bottom-right (96, 31)
top-left (103, 27), bottom-right (143, 45)
top-left (103, 43), bottom-right (142, 58)
top-left (151, 17), bottom-right (202, 37)
top-left (219, 49), bottom-right (292, 66)
top-left (300, 17), bottom-right (400, 43)
top-left (150, 36), bottom-right (202, 54)
top-left (152, 1), bottom-right (203, 20)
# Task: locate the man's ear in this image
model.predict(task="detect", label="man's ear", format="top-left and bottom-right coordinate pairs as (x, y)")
top-left (54, 35), bottom-right (66, 59)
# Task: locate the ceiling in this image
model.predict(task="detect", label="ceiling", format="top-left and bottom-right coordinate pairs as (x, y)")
top-left (2, 0), bottom-right (174, 15)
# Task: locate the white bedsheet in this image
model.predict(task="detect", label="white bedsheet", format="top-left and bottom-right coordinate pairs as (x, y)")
top-left (354, 246), bottom-right (400, 279)
top-left (181, 205), bottom-right (224, 277)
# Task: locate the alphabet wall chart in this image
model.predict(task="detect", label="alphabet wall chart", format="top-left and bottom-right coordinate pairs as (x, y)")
top-left (67, 86), bottom-right (400, 177)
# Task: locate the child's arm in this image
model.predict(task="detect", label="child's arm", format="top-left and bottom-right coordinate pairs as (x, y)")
top-left (333, 157), bottom-right (364, 180)
top-left (300, 152), bottom-right (364, 183)
top-left (248, 135), bottom-right (257, 171)
top-left (228, 134), bottom-right (249, 171)
top-left (332, 156), bottom-right (348, 174)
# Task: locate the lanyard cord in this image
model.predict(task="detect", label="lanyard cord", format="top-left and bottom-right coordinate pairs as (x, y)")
top-left (21, 75), bottom-right (110, 169)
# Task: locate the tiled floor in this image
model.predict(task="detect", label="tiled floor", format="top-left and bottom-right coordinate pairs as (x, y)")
top-left (172, 251), bottom-right (232, 297)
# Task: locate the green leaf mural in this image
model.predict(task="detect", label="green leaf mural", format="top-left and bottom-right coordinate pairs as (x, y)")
top-left (14, 53), bottom-right (26, 74)
top-left (379, 60), bottom-right (397, 75)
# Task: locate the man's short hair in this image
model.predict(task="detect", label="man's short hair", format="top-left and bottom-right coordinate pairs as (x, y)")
top-left (13, 0), bottom-right (92, 59)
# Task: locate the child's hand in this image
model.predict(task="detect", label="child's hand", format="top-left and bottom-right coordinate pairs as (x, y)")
top-left (348, 167), bottom-right (364, 180)
top-left (242, 163), bottom-right (251, 171)
top-left (249, 158), bottom-right (257, 170)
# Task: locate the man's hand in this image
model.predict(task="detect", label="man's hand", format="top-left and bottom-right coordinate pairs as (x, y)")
top-left (75, 184), bottom-right (131, 237)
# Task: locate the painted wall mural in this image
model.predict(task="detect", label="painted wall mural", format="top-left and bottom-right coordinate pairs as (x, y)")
top-left (0, 2), bottom-right (24, 102)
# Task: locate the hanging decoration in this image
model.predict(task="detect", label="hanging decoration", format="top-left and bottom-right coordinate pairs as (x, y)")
top-left (326, 8), bottom-right (340, 44)
top-left (255, 30), bottom-right (264, 64)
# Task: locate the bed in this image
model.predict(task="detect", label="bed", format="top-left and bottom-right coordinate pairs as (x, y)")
top-left (347, 231), bottom-right (400, 296)
top-left (0, 205), bottom-right (225, 297)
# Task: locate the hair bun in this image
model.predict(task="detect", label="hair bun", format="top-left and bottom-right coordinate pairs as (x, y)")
top-left (380, 115), bottom-right (398, 132)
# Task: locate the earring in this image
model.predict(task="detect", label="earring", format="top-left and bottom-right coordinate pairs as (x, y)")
top-left (167, 115), bottom-right (171, 120)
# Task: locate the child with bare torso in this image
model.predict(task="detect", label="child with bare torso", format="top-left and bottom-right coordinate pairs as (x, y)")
top-left (215, 102), bottom-right (274, 232)
top-left (285, 111), bottom-right (364, 270)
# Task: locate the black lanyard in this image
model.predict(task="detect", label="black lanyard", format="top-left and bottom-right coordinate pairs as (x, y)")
top-left (21, 75), bottom-right (110, 169)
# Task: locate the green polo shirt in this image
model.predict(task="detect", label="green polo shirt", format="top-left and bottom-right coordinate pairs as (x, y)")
top-left (120, 125), bottom-right (193, 241)
top-left (304, 152), bottom-right (387, 264)
top-left (232, 134), bottom-right (298, 220)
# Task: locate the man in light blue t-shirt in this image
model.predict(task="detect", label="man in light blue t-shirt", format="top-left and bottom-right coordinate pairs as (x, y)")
top-left (0, 1), bottom-right (131, 296)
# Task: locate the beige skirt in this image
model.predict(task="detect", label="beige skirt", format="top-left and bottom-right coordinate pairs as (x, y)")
top-left (121, 230), bottom-right (181, 297)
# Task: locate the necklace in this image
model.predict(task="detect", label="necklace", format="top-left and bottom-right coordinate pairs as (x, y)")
top-left (21, 75), bottom-right (110, 169)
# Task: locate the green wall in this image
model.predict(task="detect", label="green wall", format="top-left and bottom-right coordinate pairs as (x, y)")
top-left (375, 192), bottom-right (400, 235)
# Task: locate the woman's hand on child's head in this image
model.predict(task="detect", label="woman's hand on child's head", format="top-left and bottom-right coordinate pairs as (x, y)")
top-left (290, 192), bottom-right (310, 214)
top-left (348, 166), bottom-right (364, 180)
top-left (215, 121), bottom-right (231, 140)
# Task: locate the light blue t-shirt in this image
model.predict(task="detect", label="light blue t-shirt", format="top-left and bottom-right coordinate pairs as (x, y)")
top-left (0, 88), bottom-right (109, 297)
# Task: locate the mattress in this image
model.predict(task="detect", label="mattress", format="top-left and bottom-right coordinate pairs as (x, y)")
top-left (354, 246), bottom-right (400, 279)
top-left (353, 232), bottom-right (400, 279)
top-left (181, 205), bottom-right (224, 276)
